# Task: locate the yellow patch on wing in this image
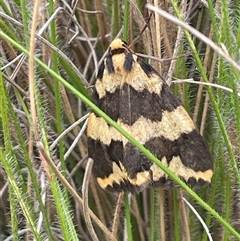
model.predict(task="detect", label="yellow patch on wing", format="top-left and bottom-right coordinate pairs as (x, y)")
top-left (87, 113), bottom-right (127, 145)
top-left (150, 158), bottom-right (168, 181)
top-left (87, 105), bottom-right (195, 145)
top-left (97, 162), bottom-right (150, 189)
top-left (95, 54), bottom-right (163, 99)
top-left (151, 156), bottom-right (213, 182)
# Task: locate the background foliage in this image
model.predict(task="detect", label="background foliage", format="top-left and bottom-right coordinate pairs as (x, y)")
top-left (0, 0), bottom-right (240, 240)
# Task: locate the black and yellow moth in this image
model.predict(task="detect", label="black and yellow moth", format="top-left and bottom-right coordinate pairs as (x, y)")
top-left (87, 39), bottom-right (213, 193)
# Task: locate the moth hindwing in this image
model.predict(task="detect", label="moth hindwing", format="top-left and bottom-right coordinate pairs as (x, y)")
top-left (87, 38), bottom-right (213, 193)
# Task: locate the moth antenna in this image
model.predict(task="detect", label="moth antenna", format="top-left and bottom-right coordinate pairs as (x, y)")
top-left (129, 13), bottom-right (153, 48)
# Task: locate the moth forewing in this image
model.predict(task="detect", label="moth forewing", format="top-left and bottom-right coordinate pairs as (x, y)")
top-left (87, 38), bottom-right (213, 193)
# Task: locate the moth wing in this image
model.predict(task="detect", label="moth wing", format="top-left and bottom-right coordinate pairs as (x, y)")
top-left (118, 57), bottom-right (213, 186)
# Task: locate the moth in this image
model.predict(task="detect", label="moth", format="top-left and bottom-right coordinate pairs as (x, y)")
top-left (87, 39), bottom-right (213, 193)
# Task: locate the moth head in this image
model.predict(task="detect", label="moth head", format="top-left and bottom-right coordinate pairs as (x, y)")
top-left (109, 39), bottom-right (129, 55)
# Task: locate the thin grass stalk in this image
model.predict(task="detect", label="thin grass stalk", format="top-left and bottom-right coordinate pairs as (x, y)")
top-left (0, 75), bottom-right (17, 241)
top-left (158, 189), bottom-right (166, 240)
top-left (9, 186), bottom-right (18, 241)
top-left (124, 193), bottom-right (133, 241)
top-left (179, 191), bottom-right (191, 241)
top-left (206, 0), bottom-right (220, 41)
top-left (123, 0), bottom-right (130, 40)
top-left (48, 0), bottom-right (65, 171)
top-left (150, 189), bottom-right (155, 241)
top-left (0, 71), bottom-right (20, 241)
top-left (173, 189), bottom-right (181, 241)
top-left (0, 1), bottom-right (11, 16)
top-left (223, 173), bottom-right (231, 241)
top-left (20, 0), bottom-right (29, 39)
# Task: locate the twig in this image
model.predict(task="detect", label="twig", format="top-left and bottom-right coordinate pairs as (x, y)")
top-left (63, 117), bottom-right (88, 160)
top-left (182, 197), bottom-right (213, 241)
top-left (50, 113), bottom-right (89, 151)
top-left (172, 78), bottom-right (240, 96)
top-left (112, 192), bottom-right (124, 238)
top-left (82, 158), bottom-right (99, 241)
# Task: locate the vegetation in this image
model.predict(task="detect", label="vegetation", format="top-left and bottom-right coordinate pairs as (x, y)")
top-left (0, 0), bottom-right (240, 240)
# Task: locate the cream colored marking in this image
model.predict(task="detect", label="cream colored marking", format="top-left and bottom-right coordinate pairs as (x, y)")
top-left (109, 38), bottom-right (124, 50)
top-left (87, 106), bottom-right (195, 146)
top-left (150, 158), bottom-right (168, 181)
top-left (97, 162), bottom-right (150, 189)
top-left (95, 50), bottom-right (163, 99)
top-left (120, 106), bottom-right (195, 143)
top-left (87, 113), bottom-right (125, 145)
top-left (97, 155), bottom-right (213, 189)
top-left (95, 59), bottom-right (122, 99)
top-left (151, 156), bottom-right (213, 182)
